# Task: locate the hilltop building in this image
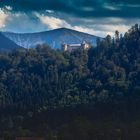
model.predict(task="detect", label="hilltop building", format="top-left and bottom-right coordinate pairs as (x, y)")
top-left (62, 42), bottom-right (91, 52)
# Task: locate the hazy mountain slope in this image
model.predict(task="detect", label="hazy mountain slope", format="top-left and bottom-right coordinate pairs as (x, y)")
top-left (0, 32), bottom-right (21, 52)
top-left (2, 28), bottom-right (101, 49)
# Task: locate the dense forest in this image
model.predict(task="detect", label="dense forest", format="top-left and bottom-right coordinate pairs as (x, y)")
top-left (0, 24), bottom-right (140, 139)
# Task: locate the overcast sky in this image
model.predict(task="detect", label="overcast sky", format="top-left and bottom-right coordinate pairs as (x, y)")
top-left (0, 0), bottom-right (140, 37)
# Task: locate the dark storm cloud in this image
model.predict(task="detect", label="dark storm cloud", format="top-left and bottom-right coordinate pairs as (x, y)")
top-left (0, 0), bottom-right (140, 17)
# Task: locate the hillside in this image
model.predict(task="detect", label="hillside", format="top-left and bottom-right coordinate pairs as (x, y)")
top-left (0, 24), bottom-right (140, 110)
top-left (2, 28), bottom-right (100, 49)
top-left (0, 25), bottom-right (140, 139)
top-left (0, 33), bottom-right (21, 51)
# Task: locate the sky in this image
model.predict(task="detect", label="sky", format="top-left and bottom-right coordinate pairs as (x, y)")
top-left (0, 0), bottom-right (140, 37)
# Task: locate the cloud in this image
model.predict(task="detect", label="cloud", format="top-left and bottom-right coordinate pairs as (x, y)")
top-left (35, 13), bottom-right (71, 29)
top-left (0, 8), bottom-right (8, 28)
top-left (103, 4), bottom-right (121, 10)
top-left (46, 10), bottom-right (54, 14)
top-left (35, 13), bottom-right (135, 37)
top-left (4, 6), bottom-right (12, 11)
top-left (0, 6), bottom-right (140, 37)
top-left (35, 13), bottom-right (98, 34)
top-left (0, 10), bottom-right (48, 33)
top-left (0, 0), bottom-right (140, 18)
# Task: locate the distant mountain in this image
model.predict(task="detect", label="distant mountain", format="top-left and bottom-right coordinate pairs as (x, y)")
top-left (0, 33), bottom-right (21, 52)
top-left (2, 28), bottom-right (101, 49)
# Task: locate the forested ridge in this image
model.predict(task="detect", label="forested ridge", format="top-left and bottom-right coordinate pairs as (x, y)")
top-left (1, 24), bottom-right (140, 139)
top-left (0, 24), bottom-right (140, 110)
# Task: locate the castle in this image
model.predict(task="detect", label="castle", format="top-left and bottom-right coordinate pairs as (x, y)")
top-left (62, 42), bottom-right (91, 52)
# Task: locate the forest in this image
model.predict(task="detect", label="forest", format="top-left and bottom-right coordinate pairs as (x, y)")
top-left (0, 24), bottom-right (140, 139)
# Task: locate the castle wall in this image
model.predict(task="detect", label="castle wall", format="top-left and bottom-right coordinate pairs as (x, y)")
top-left (62, 42), bottom-right (90, 52)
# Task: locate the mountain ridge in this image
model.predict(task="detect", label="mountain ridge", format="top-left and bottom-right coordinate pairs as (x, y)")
top-left (2, 28), bottom-right (99, 37)
top-left (2, 28), bottom-right (101, 49)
